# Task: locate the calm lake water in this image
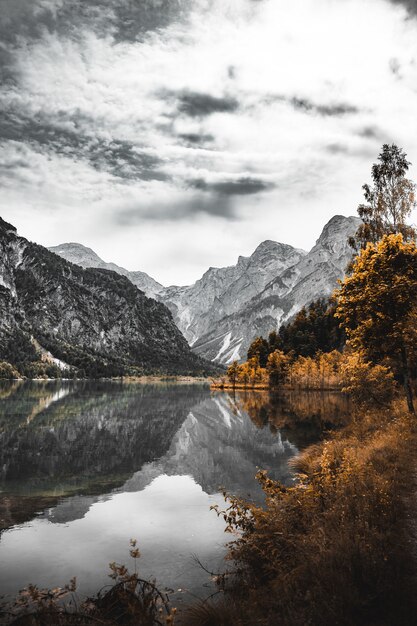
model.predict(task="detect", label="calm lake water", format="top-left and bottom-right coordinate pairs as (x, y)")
top-left (0, 381), bottom-right (350, 607)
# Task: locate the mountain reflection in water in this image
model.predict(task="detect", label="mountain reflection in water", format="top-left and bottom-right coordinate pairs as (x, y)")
top-left (0, 381), bottom-right (350, 600)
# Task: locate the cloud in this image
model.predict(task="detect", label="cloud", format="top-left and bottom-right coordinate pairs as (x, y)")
top-left (1, 0), bottom-right (417, 285)
top-left (110, 0), bottom-right (192, 43)
top-left (190, 176), bottom-right (275, 195)
top-left (0, 110), bottom-right (167, 182)
top-left (116, 193), bottom-right (236, 223)
top-left (325, 143), bottom-right (349, 155)
top-left (289, 97), bottom-right (359, 117)
top-left (324, 142), bottom-right (379, 159)
top-left (175, 90), bottom-right (239, 117)
top-left (178, 132), bottom-right (215, 145)
top-left (357, 126), bottom-right (387, 141)
top-left (389, 0), bottom-right (417, 16)
top-left (0, 0), bottom-right (191, 45)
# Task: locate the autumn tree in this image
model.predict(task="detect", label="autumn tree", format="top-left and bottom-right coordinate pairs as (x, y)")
top-left (335, 234), bottom-right (417, 413)
top-left (227, 360), bottom-right (239, 387)
top-left (247, 336), bottom-right (269, 367)
top-left (341, 351), bottom-right (397, 409)
top-left (349, 144), bottom-right (416, 251)
top-left (267, 350), bottom-right (290, 388)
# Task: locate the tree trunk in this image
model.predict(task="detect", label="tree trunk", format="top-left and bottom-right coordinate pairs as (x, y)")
top-left (401, 346), bottom-right (415, 414)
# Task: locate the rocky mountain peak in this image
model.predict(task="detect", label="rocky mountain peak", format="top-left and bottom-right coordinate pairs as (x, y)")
top-left (315, 215), bottom-right (360, 250)
top-left (49, 243), bottom-right (104, 267)
top-left (191, 214), bottom-right (362, 365)
top-left (0, 217), bottom-right (17, 235)
top-left (250, 239), bottom-right (306, 263)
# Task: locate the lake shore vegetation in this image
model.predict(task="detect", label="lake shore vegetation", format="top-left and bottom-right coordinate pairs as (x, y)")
top-left (190, 146), bottom-right (417, 625)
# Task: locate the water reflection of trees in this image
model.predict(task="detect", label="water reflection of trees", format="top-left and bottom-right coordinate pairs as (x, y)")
top-left (0, 382), bottom-right (208, 493)
top-left (226, 390), bottom-right (351, 449)
top-left (0, 382), bottom-right (210, 530)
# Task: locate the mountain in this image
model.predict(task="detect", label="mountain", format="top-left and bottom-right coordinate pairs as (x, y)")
top-left (47, 214), bottom-right (360, 367)
top-left (49, 243), bottom-right (163, 299)
top-left (0, 217), bottom-right (216, 376)
top-left (189, 215), bottom-right (360, 364)
top-left (159, 240), bottom-right (306, 346)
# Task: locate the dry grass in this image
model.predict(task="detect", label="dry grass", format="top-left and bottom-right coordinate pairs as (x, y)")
top-left (184, 400), bottom-right (417, 626)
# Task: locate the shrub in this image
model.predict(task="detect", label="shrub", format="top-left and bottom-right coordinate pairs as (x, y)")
top-left (341, 350), bottom-right (397, 409)
top-left (0, 361), bottom-right (20, 379)
top-left (209, 405), bottom-right (417, 625)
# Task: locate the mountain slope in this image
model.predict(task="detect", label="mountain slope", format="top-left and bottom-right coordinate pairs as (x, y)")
top-left (0, 217), bottom-right (215, 376)
top-left (159, 241), bottom-right (306, 345)
top-left (49, 243), bottom-right (163, 299)
top-left (191, 215), bottom-right (360, 364)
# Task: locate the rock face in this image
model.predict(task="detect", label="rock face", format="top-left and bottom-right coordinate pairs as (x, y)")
top-left (159, 241), bottom-right (306, 347)
top-left (0, 217), bottom-right (215, 375)
top-left (49, 243), bottom-right (164, 299)
top-left (162, 215), bottom-right (360, 364)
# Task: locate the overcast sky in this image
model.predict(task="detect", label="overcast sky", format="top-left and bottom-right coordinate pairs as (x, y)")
top-left (1, 0), bottom-right (417, 285)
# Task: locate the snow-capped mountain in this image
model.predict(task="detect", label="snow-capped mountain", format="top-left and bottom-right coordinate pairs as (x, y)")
top-left (49, 243), bottom-right (164, 299)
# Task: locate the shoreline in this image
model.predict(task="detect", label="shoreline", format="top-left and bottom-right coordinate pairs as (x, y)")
top-left (211, 382), bottom-right (342, 391)
top-left (0, 375), bottom-right (213, 384)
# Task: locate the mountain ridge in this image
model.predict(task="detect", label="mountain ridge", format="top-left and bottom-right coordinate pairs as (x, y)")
top-left (0, 218), bottom-right (216, 376)
top-left (49, 242), bottom-right (164, 299)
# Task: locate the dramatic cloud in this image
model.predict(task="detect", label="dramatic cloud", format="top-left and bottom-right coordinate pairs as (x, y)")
top-left (1, 0), bottom-right (417, 284)
top-left (190, 176), bottom-right (275, 195)
top-left (390, 0), bottom-right (417, 15)
top-left (178, 132), bottom-right (215, 145)
top-left (176, 91), bottom-right (239, 118)
top-left (0, 112), bottom-right (167, 181)
top-left (289, 97), bottom-right (359, 117)
top-left (0, 0), bottom-right (191, 44)
top-left (117, 193), bottom-right (236, 223)
top-left (357, 126), bottom-right (387, 141)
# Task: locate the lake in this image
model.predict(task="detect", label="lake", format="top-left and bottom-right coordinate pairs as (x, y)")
top-left (0, 381), bottom-right (350, 608)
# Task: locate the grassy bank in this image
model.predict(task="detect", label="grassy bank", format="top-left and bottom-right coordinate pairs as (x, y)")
top-left (184, 399), bottom-right (417, 626)
top-left (211, 381), bottom-right (270, 390)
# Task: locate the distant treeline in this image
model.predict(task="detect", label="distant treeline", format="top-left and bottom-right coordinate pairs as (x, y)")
top-left (215, 298), bottom-right (346, 391)
top-left (0, 329), bottom-right (212, 380)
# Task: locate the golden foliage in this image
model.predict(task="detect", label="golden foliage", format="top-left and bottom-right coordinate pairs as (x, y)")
top-left (209, 404), bottom-right (417, 625)
top-left (221, 350), bottom-right (344, 391)
top-left (341, 349), bottom-right (398, 409)
top-left (336, 233), bottom-right (417, 411)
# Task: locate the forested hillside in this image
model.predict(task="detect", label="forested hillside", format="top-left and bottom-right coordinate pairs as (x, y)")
top-left (0, 218), bottom-right (216, 378)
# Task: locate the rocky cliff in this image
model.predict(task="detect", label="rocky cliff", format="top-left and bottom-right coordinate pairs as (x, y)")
top-left (0, 217), bottom-right (215, 376)
top-left (159, 241), bottom-right (306, 346)
top-left (190, 215), bottom-right (360, 363)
